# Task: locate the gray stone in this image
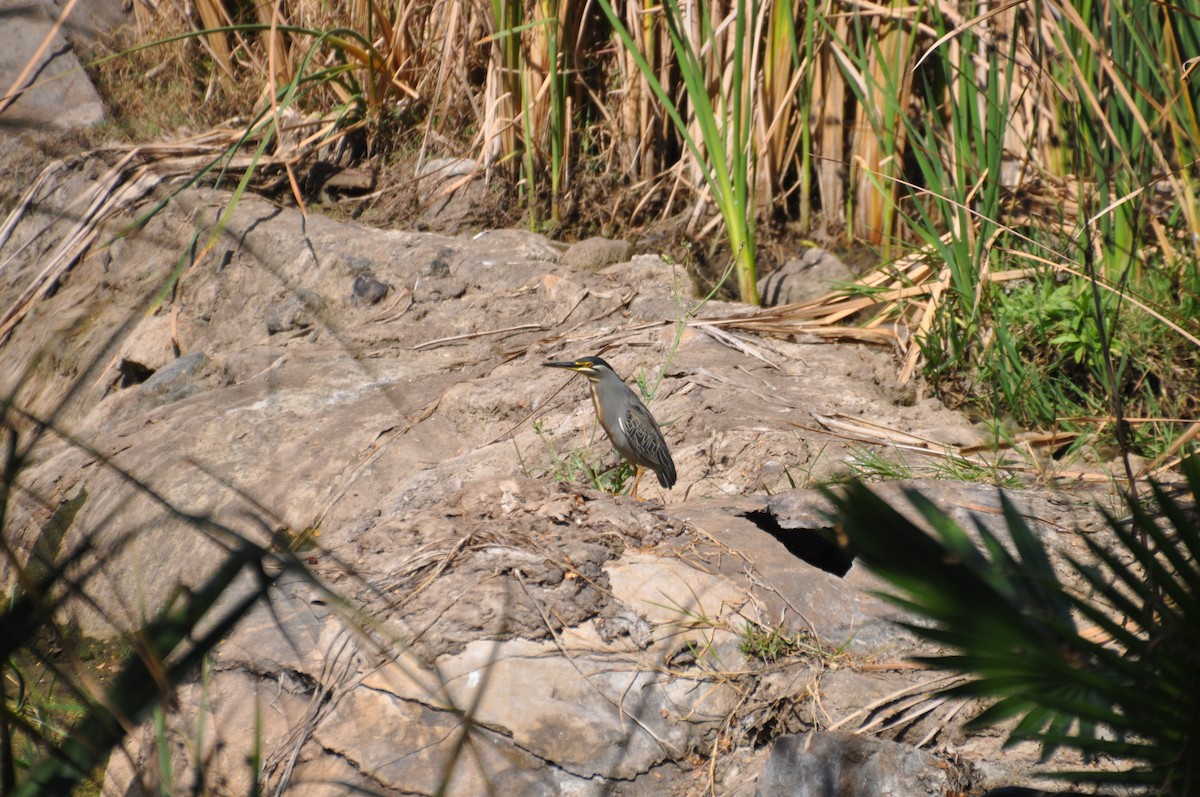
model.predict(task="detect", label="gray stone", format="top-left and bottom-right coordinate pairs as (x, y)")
top-left (416, 156), bottom-right (477, 191)
top-left (138, 351), bottom-right (212, 406)
top-left (668, 500), bottom-right (908, 655)
top-left (416, 157), bottom-right (496, 230)
top-left (468, 228), bottom-right (562, 262)
top-left (353, 552), bottom-right (748, 779)
top-left (561, 236), bottom-right (634, 271)
top-left (104, 668), bottom-right (304, 796)
top-left (351, 272), bottom-right (389, 304)
top-left (980, 790), bottom-right (1096, 797)
top-left (52, 0), bottom-right (133, 54)
top-left (758, 247), bottom-right (855, 306)
top-left (768, 480), bottom-right (1108, 577)
top-left (412, 275), bottom-right (467, 302)
top-left (311, 685), bottom-right (561, 797)
top-left (756, 731), bottom-right (963, 797)
top-left (265, 290), bottom-right (324, 333)
top-left (0, 0), bottom-right (106, 134)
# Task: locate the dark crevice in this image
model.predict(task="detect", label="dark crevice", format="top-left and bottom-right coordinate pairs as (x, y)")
top-left (115, 357), bottom-right (154, 387)
top-left (744, 510), bottom-right (854, 577)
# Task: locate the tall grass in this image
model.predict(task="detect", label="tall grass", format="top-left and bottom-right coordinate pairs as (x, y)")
top-left (105, 1), bottom-right (1200, 233)
top-left (597, 0), bottom-right (760, 303)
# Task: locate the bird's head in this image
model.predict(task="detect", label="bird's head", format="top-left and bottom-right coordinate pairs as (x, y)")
top-left (542, 356), bottom-right (614, 383)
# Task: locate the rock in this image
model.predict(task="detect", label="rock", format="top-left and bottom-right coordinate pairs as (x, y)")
top-left (104, 501), bottom-right (750, 794)
top-left (139, 351), bottom-right (212, 406)
top-left (417, 156), bottom-right (477, 192)
top-left (755, 731), bottom-right (964, 797)
top-left (0, 152), bottom-right (1130, 794)
top-left (668, 500), bottom-right (907, 655)
top-left (351, 272), bottom-right (389, 304)
top-left (602, 252), bottom-right (675, 284)
top-left (265, 290), bottom-right (324, 333)
top-left (114, 313), bottom-right (176, 375)
top-left (561, 236), bottom-right (634, 271)
top-left (416, 157), bottom-right (495, 230)
top-left (384, 551), bottom-right (745, 779)
top-left (411, 275), bottom-right (467, 302)
top-left (420, 248), bottom-right (455, 277)
top-left (0, 0), bottom-right (106, 133)
top-left (53, 0), bottom-right (134, 55)
top-left (979, 790), bottom-right (1099, 797)
top-left (469, 228), bottom-right (562, 262)
top-left (758, 247), bottom-right (855, 306)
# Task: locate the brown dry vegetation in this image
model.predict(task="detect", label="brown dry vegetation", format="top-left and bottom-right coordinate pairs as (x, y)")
top-left (85, 2), bottom-right (1068, 232)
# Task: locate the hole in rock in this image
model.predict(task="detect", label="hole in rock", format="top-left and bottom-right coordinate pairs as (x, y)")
top-left (744, 510), bottom-right (854, 577)
top-left (115, 358), bottom-right (155, 388)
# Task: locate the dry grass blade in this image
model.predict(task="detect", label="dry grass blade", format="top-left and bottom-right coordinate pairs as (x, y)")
top-left (1141, 422), bottom-right (1200, 479)
top-left (692, 323), bottom-right (781, 369)
top-left (812, 413), bottom-right (957, 451)
top-left (825, 673), bottom-right (967, 732)
top-left (810, 412), bottom-right (1080, 480)
top-left (695, 244), bottom-right (945, 350)
top-left (260, 628), bottom-right (361, 796)
top-left (192, 0), bottom-right (236, 80)
top-left (897, 269), bottom-right (945, 384)
top-left (411, 323), bottom-right (547, 351)
top-left (912, 0), bottom-right (1026, 72)
top-left (0, 160), bottom-right (66, 256)
top-left (0, 152), bottom-right (162, 343)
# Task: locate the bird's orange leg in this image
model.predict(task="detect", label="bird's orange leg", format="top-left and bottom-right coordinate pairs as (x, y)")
top-left (630, 466), bottom-right (646, 501)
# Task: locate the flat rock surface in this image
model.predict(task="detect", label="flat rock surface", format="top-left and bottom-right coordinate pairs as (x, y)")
top-left (0, 144), bottom-right (1127, 795)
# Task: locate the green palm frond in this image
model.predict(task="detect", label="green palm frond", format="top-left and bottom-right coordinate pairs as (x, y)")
top-left (824, 457), bottom-right (1200, 791)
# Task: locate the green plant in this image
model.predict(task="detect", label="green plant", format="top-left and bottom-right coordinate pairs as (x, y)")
top-left (1, 660), bottom-right (89, 787)
top-left (974, 265), bottom-right (1200, 458)
top-left (532, 419), bottom-right (635, 494)
top-left (928, 456), bottom-right (1022, 488)
top-left (596, 0), bottom-right (759, 305)
top-left (825, 455), bottom-right (1200, 792)
top-left (738, 622), bottom-right (797, 664)
top-left (840, 446), bottom-right (914, 483)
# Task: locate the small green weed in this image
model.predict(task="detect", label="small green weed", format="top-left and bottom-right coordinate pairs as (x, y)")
top-left (928, 456), bottom-right (1023, 487)
top-left (840, 446), bottom-right (914, 482)
top-left (532, 419), bottom-right (634, 494)
top-left (837, 445), bottom-right (1025, 487)
top-left (739, 623), bottom-right (798, 664)
top-left (738, 622), bottom-right (852, 668)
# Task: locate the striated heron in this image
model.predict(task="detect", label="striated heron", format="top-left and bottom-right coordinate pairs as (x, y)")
top-left (543, 356), bottom-right (676, 499)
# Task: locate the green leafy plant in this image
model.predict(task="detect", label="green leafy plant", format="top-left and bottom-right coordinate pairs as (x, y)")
top-left (825, 456), bottom-right (1200, 791)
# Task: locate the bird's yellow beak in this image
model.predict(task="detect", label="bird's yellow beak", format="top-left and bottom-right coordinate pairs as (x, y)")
top-left (543, 360), bottom-right (595, 374)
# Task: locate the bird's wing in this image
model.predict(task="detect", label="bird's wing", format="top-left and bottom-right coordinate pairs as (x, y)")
top-left (619, 401), bottom-right (676, 485)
